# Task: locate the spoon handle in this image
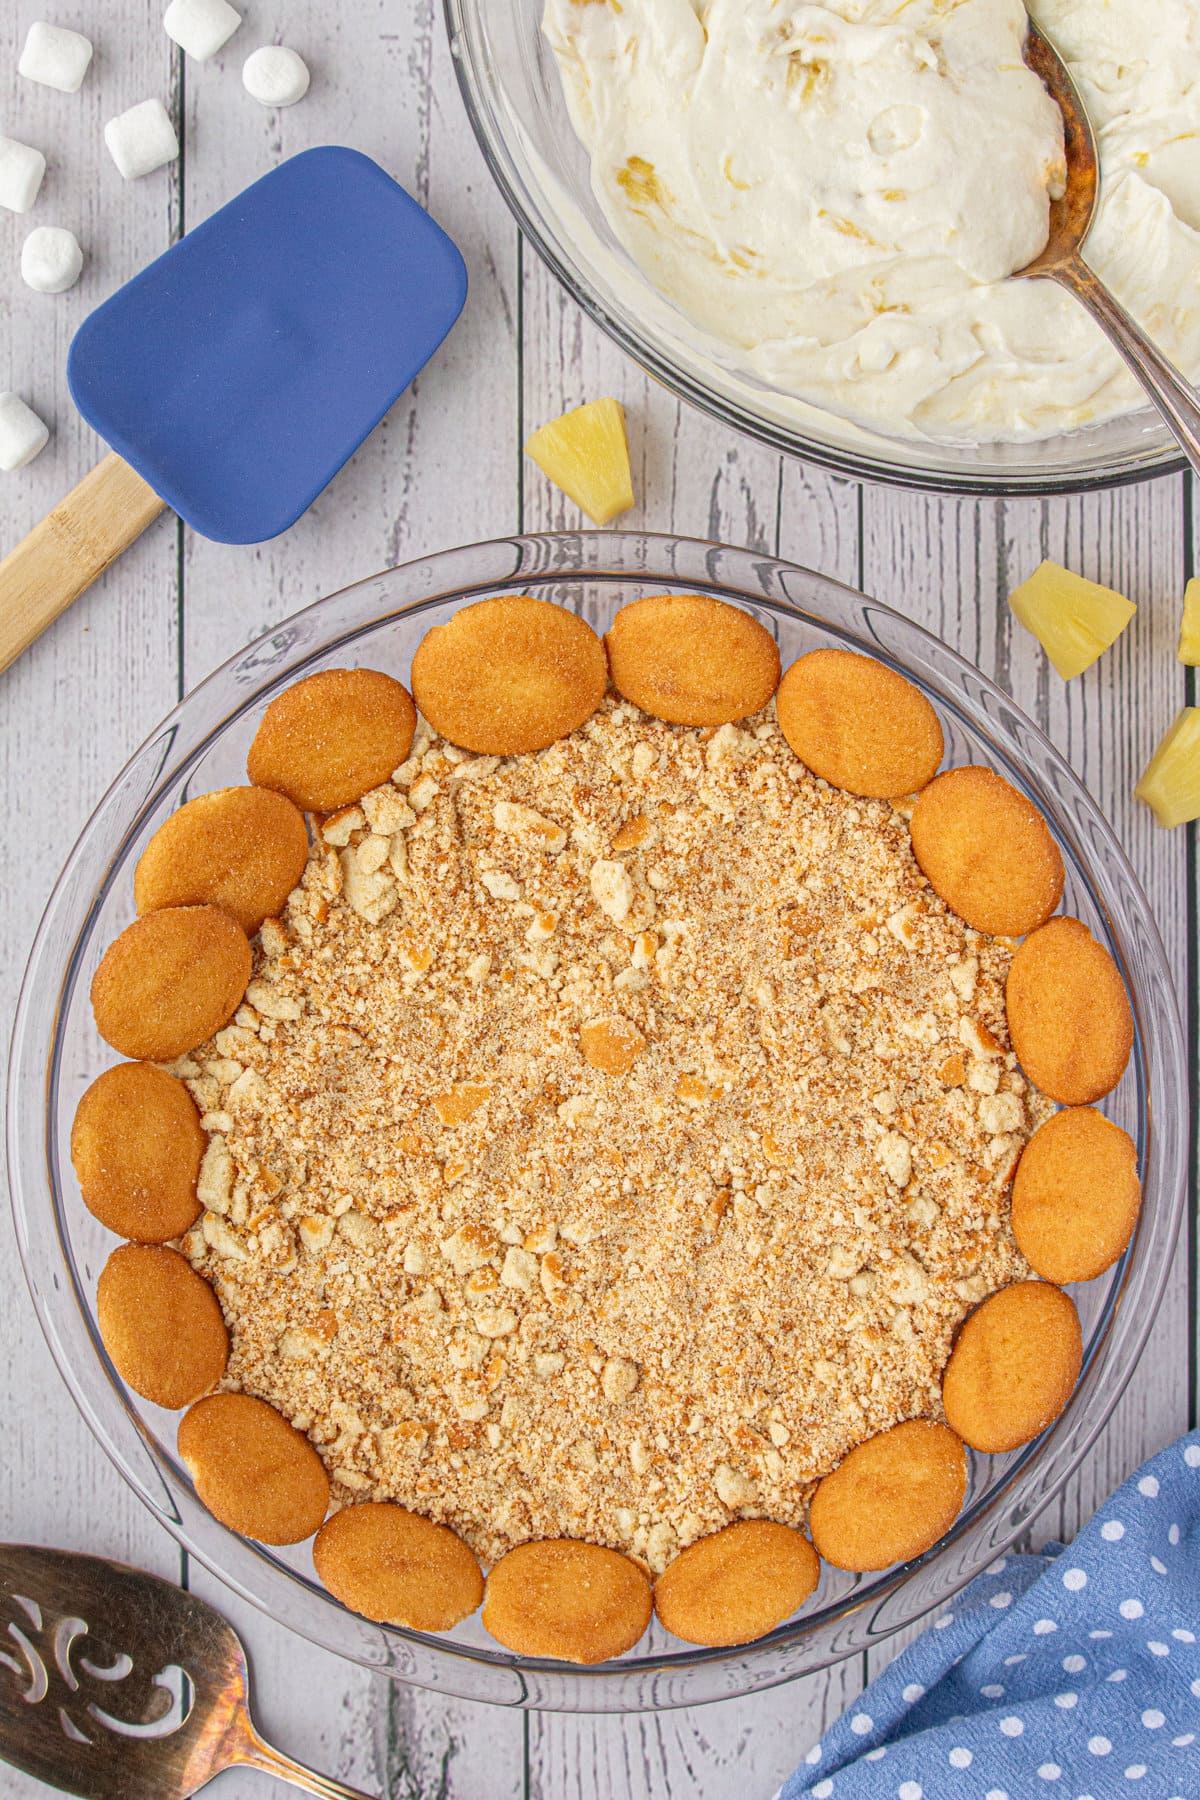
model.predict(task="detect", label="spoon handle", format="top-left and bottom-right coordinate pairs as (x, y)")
top-left (1055, 255), bottom-right (1200, 478)
top-left (230, 1713), bottom-right (378, 1799)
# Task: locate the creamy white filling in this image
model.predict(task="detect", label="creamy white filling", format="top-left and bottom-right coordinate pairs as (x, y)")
top-left (543, 0), bottom-right (1200, 444)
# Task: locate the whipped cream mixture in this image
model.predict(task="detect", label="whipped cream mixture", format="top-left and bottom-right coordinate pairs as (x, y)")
top-left (544, 0), bottom-right (1200, 442)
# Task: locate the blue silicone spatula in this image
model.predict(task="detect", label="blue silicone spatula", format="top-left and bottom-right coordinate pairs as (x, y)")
top-left (0, 146), bottom-right (467, 673)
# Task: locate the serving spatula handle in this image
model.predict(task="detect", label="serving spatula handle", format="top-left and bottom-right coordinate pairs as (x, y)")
top-left (1053, 256), bottom-right (1200, 481)
top-left (229, 1718), bottom-right (378, 1799)
top-left (0, 451), bottom-right (166, 675)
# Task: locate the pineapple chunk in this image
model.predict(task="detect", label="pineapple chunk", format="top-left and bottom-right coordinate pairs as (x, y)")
top-left (1135, 708), bottom-right (1200, 829)
top-left (524, 397), bottom-right (634, 526)
top-left (1177, 577), bottom-right (1200, 665)
top-left (1008, 560), bottom-right (1136, 680)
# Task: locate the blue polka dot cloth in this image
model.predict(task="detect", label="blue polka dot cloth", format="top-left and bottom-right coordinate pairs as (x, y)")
top-left (783, 1429), bottom-right (1200, 1800)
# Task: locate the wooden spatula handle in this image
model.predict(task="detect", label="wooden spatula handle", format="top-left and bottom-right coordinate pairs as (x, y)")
top-left (0, 451), bottom-right (166, 675)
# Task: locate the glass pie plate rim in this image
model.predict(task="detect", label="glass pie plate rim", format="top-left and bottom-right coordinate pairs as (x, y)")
top-left (7, 529), bottom-right (1187, 1714)
top-left (443, 0), bottom-right (1186, 497)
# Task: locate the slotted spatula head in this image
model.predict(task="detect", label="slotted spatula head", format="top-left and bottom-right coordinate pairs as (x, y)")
top-left (0, 1543), bottom-right (253, 1798)
top-left (67, 146), bottom-right (467, 544)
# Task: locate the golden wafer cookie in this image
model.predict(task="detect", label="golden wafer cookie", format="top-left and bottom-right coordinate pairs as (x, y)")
top-left (808, 1419), bottom-right (967, 1572)
top-left (605, 593), bottom-right (781, 726)
top-left (135, 786), bottom-right (309, 935)
top-left (1005, 916), bottom-right (1134, 1105)
top-left (313, 1503), bottom-right (483, 1629)
top-left (178, 1392), bottom-right (330, 1545)
top-left (775, 649), bottom-right (944, 799)
top-left (653, 1520), bottom-right (820, 1647)
top-left (91, 905), bottom-right (252, 1063)
top-left (942, 1280), bottom-right (1082, 1454)
top-left (1011, 1108), bottom-right (1140, 1284)
top-left (909, 765), bottom-right (1064, 936)
top-left (70, 1061), bottom-right (204, 1242)
top-left (411, 595), bottom-right (608, 755)
top-left (482, 1538), bottom-right (652, 1663)
top-left (97, 1244), bottom-right (228, 1409)
top-left (247, 668), bottom-right (416, 813)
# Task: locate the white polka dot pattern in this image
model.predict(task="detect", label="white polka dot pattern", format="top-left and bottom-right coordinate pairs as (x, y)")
top-left (780, 1433), bottom-right (1200, 1800)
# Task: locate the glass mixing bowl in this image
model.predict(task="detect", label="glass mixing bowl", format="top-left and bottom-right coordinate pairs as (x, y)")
top-left (444, 0), bottom-right (1183, 495)
top-left (8, 532), bottom-right (1187, 1712)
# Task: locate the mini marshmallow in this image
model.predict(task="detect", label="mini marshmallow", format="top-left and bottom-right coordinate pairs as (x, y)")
top-left (21, 225), bottom-right (83, 294)
top-left (242, 45), bottom-right (310, 108)
top-left (0, 394), bottom-right (50, 473)
top-left (104, 99), bottom-right (179, 181)
top-left (163, 0), bottom-right (242, 63)
top-left (0, 136), bottom-right (47, 214)
top-left (19, 21), bottom-right (94, 93)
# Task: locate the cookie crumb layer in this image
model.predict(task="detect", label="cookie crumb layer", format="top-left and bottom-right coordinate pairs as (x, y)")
top-left (180, 697), bottom-right (1039, 1570)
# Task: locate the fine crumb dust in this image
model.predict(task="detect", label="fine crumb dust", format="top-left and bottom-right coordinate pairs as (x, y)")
top-left (177, 696), bottom-right (1041, 1572)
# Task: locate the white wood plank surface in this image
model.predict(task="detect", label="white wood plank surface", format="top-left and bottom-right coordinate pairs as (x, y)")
top-left (0, 3), bottom-right (1195, 1797)
top-left (0, 0), bottom-right (185, 1572)
top-left (1, 8), bottom-right (191, 1799)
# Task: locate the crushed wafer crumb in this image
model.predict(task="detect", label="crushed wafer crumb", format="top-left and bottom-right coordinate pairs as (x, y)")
top-left (182, 696), bottom-right (1041, 1571)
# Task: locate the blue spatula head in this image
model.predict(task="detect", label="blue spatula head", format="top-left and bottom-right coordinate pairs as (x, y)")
top-left (67, 146), bottom-right (467, 544)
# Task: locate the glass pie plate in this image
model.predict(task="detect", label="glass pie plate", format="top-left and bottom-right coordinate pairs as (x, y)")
top-left (8, 531), bottom-right (1187, 1713)
top-left (445, 0), bottom-right (1184, 495)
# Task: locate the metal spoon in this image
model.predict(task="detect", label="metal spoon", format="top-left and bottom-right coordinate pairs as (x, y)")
top-left (1018, 17), bottom-right (1200, 473)
top-left (0, 1544), bottom-right (377, 1799)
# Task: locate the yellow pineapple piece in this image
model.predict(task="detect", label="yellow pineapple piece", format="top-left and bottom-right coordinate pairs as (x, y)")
top-left (1008, 560), bottom-right (1136, 680)
top-left (1177, 577), bottom-right (1200, 665)
top-left (524, 397), bottom-right (634, 526)
top-left (1134, 708), bottom-right (1200, 828)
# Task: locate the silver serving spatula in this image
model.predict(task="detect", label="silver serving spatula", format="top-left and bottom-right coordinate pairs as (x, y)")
top-left (0, 1544), bottom-right (376, 1799)
top-left (1019, 15), bottom-right (1200, 473)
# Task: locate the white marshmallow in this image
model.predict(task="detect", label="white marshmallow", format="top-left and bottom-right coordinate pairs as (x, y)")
top-left (0, 394), bottom-right (50, 473)
top-left (104, 99), bottom-right (179, 181)
top-left (242, 45), bottom-right (310, 108)
top-left (163, 0), bottom-right (242, 63)
top-left (19, 21), bottom-right (94, 93)
top-left (0, 136), bottom-right (47, 214)
top-left (21, 225), bottom-right (83, 294)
